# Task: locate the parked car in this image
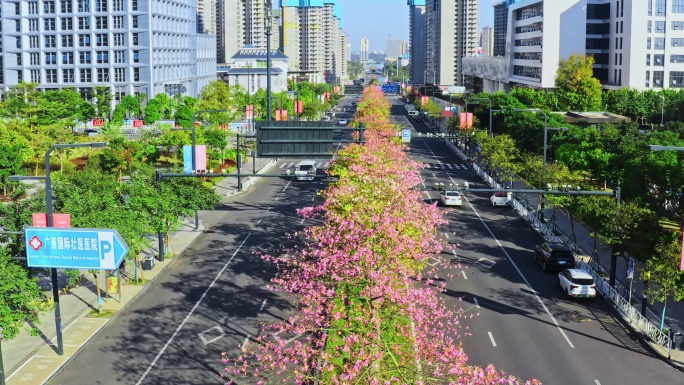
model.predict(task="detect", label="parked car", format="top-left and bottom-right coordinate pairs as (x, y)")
top-left (321, 115), bottom-right (332, 121)
top-left (414, 115), bottom-right (423, 122)
top-left (439, 190), bottom-right (463, 207)
top-left (294, 160), bottom-right (317, 181)
top-left (534, 243), bottom-right (576, 272)
top-left (558, 269), bottom-right (597, 298)
top-left (490, 192), bottom-right (510, 207)
top-left (338, 119), bottom-right (349, 126)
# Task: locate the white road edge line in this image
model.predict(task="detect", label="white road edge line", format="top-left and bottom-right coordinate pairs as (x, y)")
top-left (487, 332), bottom-right (497, 347)
top-left (135, 233), bottom-right (252, 385)
top-left (461, 271), bottom-right (468, 280)
top-left (259, 299), bottom-right (267, 311)
top-left (281, 177), bottom-right (293, 192)
top-left (422, 141), bottom-right (576, 349)
top-left (473, 297), bottom-right (480, 308)
top-left (594, 381), bottom-right (601, 385)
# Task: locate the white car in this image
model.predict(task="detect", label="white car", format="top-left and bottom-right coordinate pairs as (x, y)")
top-left (338, 119), bottom-right (349, 126)
top-left (294, 161), bottom-right (317, 181)
top-left (558, 269), bottom-right (597, 298)
top-left (490, 192), bottom-right (510, 207)
top-left (439, 190), bottom-right (463, 207)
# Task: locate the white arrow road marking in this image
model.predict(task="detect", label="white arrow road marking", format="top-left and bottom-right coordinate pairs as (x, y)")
top-left (488, 332), bottom-right (497, 347)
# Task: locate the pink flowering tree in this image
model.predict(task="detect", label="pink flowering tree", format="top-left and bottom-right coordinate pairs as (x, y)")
top-left (223, 87), bottom-right (540, 385)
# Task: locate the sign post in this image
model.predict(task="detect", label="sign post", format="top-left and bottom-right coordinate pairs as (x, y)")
top-left (627, 257), bottom-right (635, 306)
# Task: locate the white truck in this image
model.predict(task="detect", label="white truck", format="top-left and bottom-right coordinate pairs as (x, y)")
top-left (294, 161), bottom-right (317, 181)
top-left (405, 104), bottom-right (416, 113)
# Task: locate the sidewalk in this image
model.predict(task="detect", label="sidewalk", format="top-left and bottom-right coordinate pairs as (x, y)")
top-left (3, 157), bottom-right (278, 385)
top-left (445, 138), bottom-right (684, 370)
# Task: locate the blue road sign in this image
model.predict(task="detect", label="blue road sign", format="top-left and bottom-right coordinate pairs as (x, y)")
top-left (401, 129), bottom-right (411, 143)
top-left (627, 257), bottom-right (635, 279)
top-left (25, 227), bottom-right (129, 270)
top-left (183, 145), bottom-right (193, 174)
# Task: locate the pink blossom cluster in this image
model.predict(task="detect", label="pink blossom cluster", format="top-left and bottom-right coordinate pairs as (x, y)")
top-left (222, 87), bottom-right (540, 385)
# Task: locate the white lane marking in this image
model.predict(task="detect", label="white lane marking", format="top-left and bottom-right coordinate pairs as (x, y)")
top-left (420, 178), bottom-right (432, 203)
top-left (461, 271), bottom-right (468, 280)
top-left (452, 249), bottom-right (457, 256)
top-left (446, 163), bottom-right (453, 169)
top-left (444, 232), bottom-right (449, 239)
top-left (259, 299), bottom-right (267, 311)
top-left (135, 234), bottom-right (252, 385)
top-left (594, 381), bottom-right (601, 385)
top-left (241, 335), bottom-right (251, 350)
top-left (488, 332), bottom-right (497, 347)
top-left (473, 297), bottom-right (480, 308)
top-left (312, 196), bottom-right (316, 201)
top-left (275, 197), bottom-right (279, 201)
top-left (422, 141), bottom-right (576, 349)
top-left (300, 218), bottom-right (305, 225)
top-left (266, 207), bottom-right (271, 211)
top-left (257, 219), bottom-right (262, 224)
top-left (281, 178), bottom-right (293, 192)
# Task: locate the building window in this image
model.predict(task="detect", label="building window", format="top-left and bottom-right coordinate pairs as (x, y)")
top-left (30, 69), bottom-right (41, 83)
top-left (656, 21), bottom-right (666, 33)
top-left (616, 1), bottom-right (620, 17)
top-left (95, 16), bottom-right (107, 29)
top-left (133, 50), bottom-right (139, 63)
top-left (647, 37), bottom-right (652, 49)
top-left (132, 15), bottom-right (139, 28)
top-left (648, 20), bottom-right (652, 33)
top-left (615, 37), bottom-right (619, 49)
top-left (114, 50), bottom-right (124, 63)
top-left (674, 0), bottom-right (684, 12)
top-left (30, 53), bottom-right (40, 65)
top-left (28, 2), bottom-right (38, 14)
top-left (63, 68), bottom-right (75, 82)
top-left (133, 67), bottom-right (140, 81)
top-left (649, 0), bottom-right (653, 16)
top-left (61, 17), bottom-right (73, 30)
top-left (113, 0), bottom-right (123, 11)
top-left (112, 15), bottom-right (124, 29)
top-left (620, 53), bottom-right (623, 65)
top-left (132, 0), bottom-right (137, 11)
top-left (61, 0), bottom-right (72, 13)
top-left (14, 20), bottom-right (20, 32)
top-left (113, 33), bottom-right (124, 46)
top-left (80, 68), bottom-right (92, 82)
top-left (95, 0), bottom-right (107, 12)
top-left (14, 2), bottom-right (19, 14)
top-left (673, 38), bottom-right (684, 46)
top-left (647, 54), bottom-right (651, 66)
top-left (45, 52), bottom-right (57, 65)
top-left (114, 68), bottom-right (125, 82)
top-left (62, 51), bottom-right (74, 64)
top-left (77, 0), bottom-right (89, 12)
top-left (45, 36), bottom-right (56, 48)
top-left (620, 37), bottom-right (623, 49)
top-left (78, 34), bottom-right (90, 46)
top-left (29, 19), bottom-right (39, 32)
top-left (132, 33), bottom-right (139, 46)
top-left (97, 68), bottom-right (109, 82)
top-left (79, 51), bottom-right (91, 64)
top-left (16, 54), bottom-right (22, 66)
top-left (96, 50), bottom-right (108, 63)
top-left (44, 18), bottom-right (56, 31)
top-left (656, 0), bottom-right (666, 15)
top-left (95, 33), bottom-right (108, 46)
top-left (654, 70), bottom-right (664, 86)
top-left (78, 17), bottom-right (90, 30)
top-left (671, 54), bottom-right (684, 63)
top-left (29, 36), bottom-right (39, 49)
top-left (61, 35), bottom-right (73, 47)
top-left (654, 54), bottom-right (664, 66)
top-left (670, 71), bottom-right (684, 86)
top-left (615, 53), bottom-right (618, 65)
top-left (44, 1), bottom-right (55, 13)
top-left (615, 21), bottom-right (618, 34)
top-left (620, 21), bottom-right (624, 33)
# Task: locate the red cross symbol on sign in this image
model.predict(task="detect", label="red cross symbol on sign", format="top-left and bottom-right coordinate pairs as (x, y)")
top-left (29, 236), bottom-right (43, 251)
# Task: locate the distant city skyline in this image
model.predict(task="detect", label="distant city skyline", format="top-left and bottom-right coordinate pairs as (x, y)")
top-left (342, 0), bottom-right (494, 52)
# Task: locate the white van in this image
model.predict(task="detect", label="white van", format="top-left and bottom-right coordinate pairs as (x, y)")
top-left (294, 161), bottom-right (317, 181)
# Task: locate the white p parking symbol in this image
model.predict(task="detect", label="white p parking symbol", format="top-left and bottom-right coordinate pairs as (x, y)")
top-left (99, 232), bottom-right (115, 268)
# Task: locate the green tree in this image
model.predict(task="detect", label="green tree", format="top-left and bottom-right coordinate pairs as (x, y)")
top-left (646, 233), bottom-right (684, 330)
top-left (0, 144), bottom-right (25, 195)
top-left (0, 247), bottom-right (44, 339)
top-left (554, 55), bottom-right (603, 111)
top-left (1, 82), bottom-right (41, 118)
top-left (175, 104), bottom-right (194, 128)
top-left (111, 104), bottom-right (127, 127)
top-left (144, 100), bottom-right (162, 125)
top-left (120, 95), bottom-right (143, 118)
top-left (93, 86), bottom-right (113, 119)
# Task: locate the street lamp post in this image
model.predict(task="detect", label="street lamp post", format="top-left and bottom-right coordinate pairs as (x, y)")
top-left (0, 327), bottom-right (5, 385)
top-left (11, 142), bottom-right (107, 356)
top-left (513, 108), bottom-right (549, 176)
top-left (265, 0), bottom-right (273, 121)
top-left (658, 94), bottom-right (665, 127)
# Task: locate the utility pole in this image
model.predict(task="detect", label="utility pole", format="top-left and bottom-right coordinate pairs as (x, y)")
top-left (265, 0), bottom-right (273, 121)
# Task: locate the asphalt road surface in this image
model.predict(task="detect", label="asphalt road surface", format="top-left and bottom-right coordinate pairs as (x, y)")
top-left (51, 95), bottom-right (681, 385)
top-left (393, 96), bottom-right (681, 385)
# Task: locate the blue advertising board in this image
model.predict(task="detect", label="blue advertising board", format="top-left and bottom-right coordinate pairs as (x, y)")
top-left (183, 144), bottom-right (193, 174)
top-left (25, 227), bottom-right (129, 270)
top-left (381, 83), bottom-right (401, 94)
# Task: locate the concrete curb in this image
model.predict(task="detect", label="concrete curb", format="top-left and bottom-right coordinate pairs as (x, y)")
top-left (41, 227), bottom-right (205, 385)
top-left (224, 158), bottom-right (279, 196)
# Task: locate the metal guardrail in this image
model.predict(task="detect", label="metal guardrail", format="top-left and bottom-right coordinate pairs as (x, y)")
top-left (444, 139), bottom-right (673, 350)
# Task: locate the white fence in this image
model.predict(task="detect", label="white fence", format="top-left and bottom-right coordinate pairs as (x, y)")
top-left (444, 139), bottom-right (672, 350)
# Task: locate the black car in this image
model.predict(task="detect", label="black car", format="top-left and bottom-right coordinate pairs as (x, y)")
top-left (534, 243), bottom-right (576, 272)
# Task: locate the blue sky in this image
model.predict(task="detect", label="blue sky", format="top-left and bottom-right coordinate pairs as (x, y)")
top-left (341, 0), bottom-right (494, 52)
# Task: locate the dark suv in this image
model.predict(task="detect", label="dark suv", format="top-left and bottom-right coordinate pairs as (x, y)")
top-left (534, 243), bottom-right (576, 272)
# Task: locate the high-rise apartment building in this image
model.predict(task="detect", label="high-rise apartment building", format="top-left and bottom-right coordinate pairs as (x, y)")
top-left (407, 0), bottom-right (426, 83)
top-left (217, 0), bottom-right (273, 64)
top-left (425, 0), bottom-right (480, 86)
top-left (387, 39), bottom-right (406, 60)
top-left (481, 25), bottom-right (494, 57)
top-left (493, 0), bottom-right (519, 57)
top-left (0, 0), bottom-right (216, 99)
top-left (360, 37), bottom-right (370, 63)
top-left (280, 0), bottom-right (347, 84)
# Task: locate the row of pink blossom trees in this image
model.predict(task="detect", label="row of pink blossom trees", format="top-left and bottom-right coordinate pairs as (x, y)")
top-left (223, 87), bottom-right (539, 384)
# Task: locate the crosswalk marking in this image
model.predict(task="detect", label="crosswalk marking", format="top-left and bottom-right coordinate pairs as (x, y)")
top-left (424, 163), bottom-right (468, 170)
top-left (279, 161), bottom-right (333, 169)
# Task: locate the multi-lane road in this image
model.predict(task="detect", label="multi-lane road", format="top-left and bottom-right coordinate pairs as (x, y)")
top-left (50, 95), bottom-right (681, 385)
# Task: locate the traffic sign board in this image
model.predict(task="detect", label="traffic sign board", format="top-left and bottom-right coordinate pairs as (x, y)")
top-left (25, 227), bottom-right (129, 270)
top-left (401, 129), bottom-right (411, 143)
top-left (627, 257), bottom-right (635, 279)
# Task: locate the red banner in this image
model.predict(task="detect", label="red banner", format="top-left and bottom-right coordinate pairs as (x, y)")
top-left (467, 112), bottom-right (473, 128)
top-left (92, 119), bottom-right (105, 127)
top-left (275, 110), bottom-right (282, 121)
top-left (32, 213), bottom-right (71, 228)
top-left (333, 86), bottom-right (340, 93)
top-left (441, 110), bottom-right (453, 117)
top-left (459, 112), bottom-right (473, 129)
top-left (246, 104), bottom-right (254, 119)
top-left (295, 101), bottom-right (303, 114)
top-left (133, 120), bottom-right (144, 127)
top-left (281, 110), bottom-right (288, 120)
top-left (421, 96), bottom-right (429, 105)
